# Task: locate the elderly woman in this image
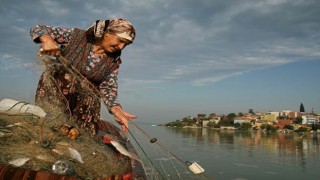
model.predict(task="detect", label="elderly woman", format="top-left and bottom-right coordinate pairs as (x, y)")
top-left (30, 18), bottom-right (137, 136)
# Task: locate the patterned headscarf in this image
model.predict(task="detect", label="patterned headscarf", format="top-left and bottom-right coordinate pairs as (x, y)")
top-left (86, 18), bottom-right (136, 42)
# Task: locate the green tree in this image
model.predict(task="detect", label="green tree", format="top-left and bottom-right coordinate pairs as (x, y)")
top-left (206, 121), bottom-right (216, 127)
top-left (219, 115), bottom-right (234, 126)
top-left (240, 122), bottom-right (252, 130)
top-left (208, 113), bottom-right (216, 118)
top-left (295, 117), bottom-right (303, 124)
top-left (295, 126), bottom-right (309, 132)
top-left (165, 120), bottom-right (183, 127)
top-left (261, 124), bottom-right (278, 132)
top-left (300, 103), bottom-right (305, 113)
top-left (311, 123), bottom-right (318, 131)
top-left (284, 125), bottom-right (294, 130)
top-left (248, 109), bottom-right (254, 114)
top-left (227, 113), bottom-right (236, 120)
top-left (234, 123), bottom-right (241, 128)
top-left (197, 114), bottom-right (206, 118)
top-left (181, 117), bottom-right (195, 126)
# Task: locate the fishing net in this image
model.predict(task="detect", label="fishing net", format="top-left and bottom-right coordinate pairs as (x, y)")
top-left (126, 123), bottom-right (210, 180)
top-left (1, 55), bottom-right (209, 179)
top-left (0, 112), bottom-right (131, 179)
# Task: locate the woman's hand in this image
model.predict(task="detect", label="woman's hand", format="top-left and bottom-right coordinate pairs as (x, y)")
top-left (110, 106), bottom-right (137, 132)
top-left (38, 35), bottom-right (61, 57)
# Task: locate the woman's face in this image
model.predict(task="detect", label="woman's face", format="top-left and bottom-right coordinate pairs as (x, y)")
top-left (100, 33), bottom-right (132, 53)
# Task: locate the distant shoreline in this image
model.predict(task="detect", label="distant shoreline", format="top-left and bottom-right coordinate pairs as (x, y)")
top-left (157, 125), bottom-right (320, 134)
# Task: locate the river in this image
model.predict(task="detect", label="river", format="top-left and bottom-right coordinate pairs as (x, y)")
top-left (130, 123), bottom-right (320, 180)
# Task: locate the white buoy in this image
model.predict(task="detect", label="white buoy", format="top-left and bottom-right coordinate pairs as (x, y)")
top-left (186, 161), bottom-right (205, 174)
top-left (0, 98), bottom-right (47, 117)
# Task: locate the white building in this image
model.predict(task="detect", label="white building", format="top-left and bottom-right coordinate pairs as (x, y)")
top-left (234, 119), bottom-right (251, 124)
top-left (302, 115), bottom-right (317, 125)
top-left (280, 109), bottom-right (293, 116)
top-left (268, 111), bottom-right (280, 118)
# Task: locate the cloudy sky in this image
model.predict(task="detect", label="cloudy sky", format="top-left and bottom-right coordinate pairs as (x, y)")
top-left (1, 0), bottom-right (320, 123)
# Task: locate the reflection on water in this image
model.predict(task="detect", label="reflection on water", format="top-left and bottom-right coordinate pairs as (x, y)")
top-left (156, 127), bottom-right (320, 179)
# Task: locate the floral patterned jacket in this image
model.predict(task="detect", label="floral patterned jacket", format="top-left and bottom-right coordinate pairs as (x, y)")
top-left (30, 25), bottom-right (121, 110)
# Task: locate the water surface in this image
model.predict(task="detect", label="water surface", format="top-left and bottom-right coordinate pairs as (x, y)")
top-left (135, 124), bottom-right (320, 180)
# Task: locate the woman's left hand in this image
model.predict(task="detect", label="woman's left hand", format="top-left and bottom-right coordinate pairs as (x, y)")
top-left (110, 106), bottom-right (137, 132)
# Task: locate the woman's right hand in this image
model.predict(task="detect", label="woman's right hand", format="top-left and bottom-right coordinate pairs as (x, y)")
top-left (38, 35), bottom-right (61, 57)
top-left (110, 106), bottom-right (137, 132)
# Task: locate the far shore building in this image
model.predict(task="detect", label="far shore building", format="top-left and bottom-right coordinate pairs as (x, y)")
top-left (202, 120), bottom-right (210, 127)
top-left (280, 109), bottom-right (293, 117)
top-left (209, 115), bottom-right (221, 124)
top-left (269, 111), bottom-right (280, 118)
top-left (302, 115), bottom-right (318, 125)
top-left (261, 112), bottom-right (277, 123)
top-left (202, 115), bottom-right (222, 127)
top-left (234, 119), bottom-right (251, 124)
top-left (288, 111), bottom-right (302, 118)
top-left (241, 113), bottom-right (260, 121)
top-left (277, 119), bottom-right (293, 129)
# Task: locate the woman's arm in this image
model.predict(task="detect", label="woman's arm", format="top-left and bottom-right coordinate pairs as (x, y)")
top-left (99, 67), bottom-right (121, 109)
top-left (99, 67), bottom-right (137, 132)
top-left (30, 25), bottom-right (73, 56)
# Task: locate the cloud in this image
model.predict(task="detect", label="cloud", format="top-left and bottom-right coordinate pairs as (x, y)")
top-left (0, 53), bottom-right (34, 71)
top-left (39, 0), bottom-right (69, 16)
top-left (128, 0), bottom-right (320, 87)
top-left (0, 0), bottom-right (319, 91)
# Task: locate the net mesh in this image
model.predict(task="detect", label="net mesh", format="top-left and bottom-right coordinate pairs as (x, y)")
top-left (0, 113), bottom-right (131, 179)
top-left (126, 122), bottom-right (209, 180)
